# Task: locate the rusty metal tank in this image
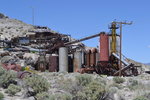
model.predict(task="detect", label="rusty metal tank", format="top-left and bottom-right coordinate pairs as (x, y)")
top-left (90, 48), bottom-right (97, 66)
top-left (73, 51), bottom-right (82, 72)
top-left (49, 54), bottom-right (58, 72)
top-left (85, 49), bottom-right (91, 67)
top-left (100, 33), bottom-right (109, 61)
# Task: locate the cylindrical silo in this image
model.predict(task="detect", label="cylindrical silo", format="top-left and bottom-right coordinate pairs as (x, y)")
top-left (100, 33), bottom-right (109, 61)
top-left (59, 47), bottom-right (68, 72)
top-left (73, 51), bottom-right (82, 72)
top-left (109, 35), bottom-right (120, 55)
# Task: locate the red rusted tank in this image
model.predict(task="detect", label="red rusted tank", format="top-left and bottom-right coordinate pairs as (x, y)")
top-left (49, 55), bottom-right (58, 72)
top-left (85, 49), bottom-right (91, 67)
top-left (100, 33), bottom-right (109, 61)
top-left (90, 48), bottom-right (97, 66)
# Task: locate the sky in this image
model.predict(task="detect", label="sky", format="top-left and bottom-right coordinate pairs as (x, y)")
top-left (0, 0), bottom-right (150, 63)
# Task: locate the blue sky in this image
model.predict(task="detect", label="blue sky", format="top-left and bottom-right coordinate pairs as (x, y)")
top-left (0, 0), bottom-right (150, 63)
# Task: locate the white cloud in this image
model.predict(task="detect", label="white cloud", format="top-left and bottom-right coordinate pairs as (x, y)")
top-left (148, 45), bottom-right (150, 48)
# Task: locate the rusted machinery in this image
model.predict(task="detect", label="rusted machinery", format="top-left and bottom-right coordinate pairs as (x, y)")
top-left (69, 22), bottom-right (139, 76)
top-left (1, 22), bottom-right (139, 76)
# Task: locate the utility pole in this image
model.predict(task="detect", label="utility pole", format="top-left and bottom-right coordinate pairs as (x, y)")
top-left (113, 21), bottom-right (132, 76)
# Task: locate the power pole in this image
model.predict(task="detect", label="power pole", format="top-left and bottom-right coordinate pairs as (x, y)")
top-left (113, 21), bottom-right (132, 76)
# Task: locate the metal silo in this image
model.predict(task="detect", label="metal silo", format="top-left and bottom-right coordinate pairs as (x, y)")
top-left (86, 49), bottom-right (91, 67)
top-left (49, 54), bottom-right (58, 72)
top-left (59, 47), bottom-right (68, 72)
top-left (100, 33), bottom-right (109, 61)
top-left (90, 48), bottom-right (97, 66)
top-left (73, 51), bottom-right (82, 72)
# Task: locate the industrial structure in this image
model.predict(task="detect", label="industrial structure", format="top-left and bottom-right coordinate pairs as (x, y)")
top-left (0, 22), bottom-right (140, 76)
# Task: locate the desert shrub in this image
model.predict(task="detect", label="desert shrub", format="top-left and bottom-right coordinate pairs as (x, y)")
top-left (110, 83), bottom-right (123, 89)
top-left (95, 77), bottom-right (106, 85)
top-left (128, 78), bottom-right (139, 90)
top-left (76, 80), bottom-right (108, 100)
top-left (133, 96), bottom-right (148, 100)
top-left (57, 77), bottom-right (81, 98)
top-left (0, 70), bottom-right (17, 88)
top-left (5, 84), bottom-right (21, 96)
top-left (108, 87), bottom-right (118, 93)
top-left (58, 74), bottom-right (92, 96)
top-left (0, 65), bottom-right (6, 76)
top-left (23, 74), bottom-right (50, 94)
top-left (113, 77), bottom-right (125, 84)
top-left (0, 92), bottom-right (4, 100)
top-left (128, 78), bottom-right (138, 85)
top-left (144, 93), bottom-right (150, 99)
top-left (16, 29), bottom-right (19, 32)
top-left (35, 92), bottom-right (50, 100)
top-left (48, 93), bottom-right (72, 100)
top-left (36, 91), bottom-right (72, 100)
top-left (7, 27), bottom-right (11, 29)
top-left (1, 28), bottom-right (4, 32)
top-left (75, 74), bottom-right (92, 86)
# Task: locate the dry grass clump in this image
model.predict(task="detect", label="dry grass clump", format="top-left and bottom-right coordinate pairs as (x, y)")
top-left (57, 74), bottom-right (109, 100)
top-left (23, 74), bottom-right (50, 95)
top-left (76, 80), bottom-right (108, 100)
top-left (0, 92), bottom-right (4, 100)
top-left (0, 69), bottom-right (17, 88)
top-left (113, 77), bottom-right (125, 84)
top-left (5, 84), bottom-right (21, 96)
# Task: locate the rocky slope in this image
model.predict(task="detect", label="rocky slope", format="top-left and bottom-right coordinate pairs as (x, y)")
top-left (0, 13), bottom-right (34, 40)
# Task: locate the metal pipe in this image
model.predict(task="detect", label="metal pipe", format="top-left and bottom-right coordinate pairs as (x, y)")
top-left (64, 32), bottom-right (103, 45)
